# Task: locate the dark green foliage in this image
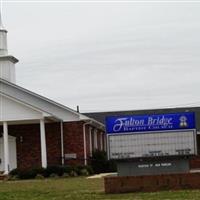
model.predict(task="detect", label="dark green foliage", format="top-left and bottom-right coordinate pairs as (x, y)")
top-left (90, 150), bottom-right (107, 174)
top-left (73, 165), bottom-right (94, 176)
top-left (90, 150), bottom-right (117, 174)
top-left (84, 165), bottom-right (94, 175)
top-left (9, 168), bottom-right (20, 176)
top-left (17, 169), bottom-right (37, 179)
top-left (32, 167), bottom-right (46, 176)
top-left (9, 167), bottom-right (46, 179)
top-left (35, 174), bottom-right (44, 179)
top-left (44, 165), bottom-right (65, 177)
top-left (9, 165), bottom-right (93, 180)
top-left (74, 165), bottom-right (86, 175)
top-left (63, 166), bottom-right (73, 174)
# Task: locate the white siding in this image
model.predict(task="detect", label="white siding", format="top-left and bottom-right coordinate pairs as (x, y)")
top-left (0, 60), bottom-right (16, 83)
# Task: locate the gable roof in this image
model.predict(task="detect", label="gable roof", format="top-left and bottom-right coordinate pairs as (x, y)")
top-left (0, 93), bottom-right (45, 122)
top-left (0, 78), bottom-right (104, 129)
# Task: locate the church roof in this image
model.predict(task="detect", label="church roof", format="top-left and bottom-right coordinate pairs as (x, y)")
top-left (0, 78), bottom-right (104, 129)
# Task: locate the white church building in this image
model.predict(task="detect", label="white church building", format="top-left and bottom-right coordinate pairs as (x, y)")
top-left (0, 14), bottom-right (105, 174)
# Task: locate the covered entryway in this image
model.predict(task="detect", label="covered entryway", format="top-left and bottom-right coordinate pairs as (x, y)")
top-left (0, 135), bottom-right (17, 172)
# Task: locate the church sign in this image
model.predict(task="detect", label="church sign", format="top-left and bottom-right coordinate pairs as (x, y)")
top-left (106, 112), bottom-right (197, 160)
top-left (106, 112), bottom-right (195, 134)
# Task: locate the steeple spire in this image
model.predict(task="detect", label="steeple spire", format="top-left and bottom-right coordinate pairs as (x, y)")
top-left (0, 0), bottom-right (5, 30)
top-left (0, 3), bottom-right (18, 83)
top-left (0, 10), bottom-right (3, 29)
top-left (0, 2), bottom-right (8, 56)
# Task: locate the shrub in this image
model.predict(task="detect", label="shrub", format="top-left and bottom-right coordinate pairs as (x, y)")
top-left (31, 167), bottom-right (46, 177)
top-left (9, 168), bottom-right (20, 176)
top-left (49, 173), bottom-right (59, 178)
top-left (62, 173), bottom-right (70, 178)
top-left (18, 169), bottom-right (37, 179)
top-left (73, 165), bottom-right (84, 175)
top-left (69, 170), bottom-right (78, 177)
top-left (85, 165), bottom-right (94, 175)
top-left (8, 164), bottom-right (94, 180)
top-left (90, 150), bottom-right (117, 174)
top-left (90, 150), bottom-right (107, 174)
top-left (35, 174), bottom-right (44, 179)
top-left (80, 168), bottom-right (89, 176)
top-left (63, 166), bottom-right (73, 174)
top-left (9, 167), bottom-right (45, 179)
top-left (44, 165), bottom-right (65, 177)
top-left (72, 165), bottom-right (93, 176)
top-left (7, 175), bottom-right (19, 181)
top-left (9, 167), bottom-right (47, 179)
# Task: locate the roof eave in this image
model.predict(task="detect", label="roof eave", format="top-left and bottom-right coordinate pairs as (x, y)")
top-left (0, 55), bottom-right (19, 63)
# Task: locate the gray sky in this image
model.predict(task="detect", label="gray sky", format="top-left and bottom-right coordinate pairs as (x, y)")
top-left (2, 1), bottom-right (200, 112)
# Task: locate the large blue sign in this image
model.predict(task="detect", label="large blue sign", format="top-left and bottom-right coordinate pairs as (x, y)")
top-left (106, 112), bottom-right (195, 134)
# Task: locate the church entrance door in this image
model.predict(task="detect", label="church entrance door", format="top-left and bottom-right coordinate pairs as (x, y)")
top-left (0, 136), bottom-right (17, 172)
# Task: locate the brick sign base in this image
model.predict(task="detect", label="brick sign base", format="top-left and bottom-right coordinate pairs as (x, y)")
top-left (104, 173), bottom-right (200, 193)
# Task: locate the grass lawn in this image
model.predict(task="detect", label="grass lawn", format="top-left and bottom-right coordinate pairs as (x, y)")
top-left (0, 177), bottom-right (200, 200)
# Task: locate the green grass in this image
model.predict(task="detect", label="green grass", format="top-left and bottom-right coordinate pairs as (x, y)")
top-left (0, 177), bottom-right (200, 200)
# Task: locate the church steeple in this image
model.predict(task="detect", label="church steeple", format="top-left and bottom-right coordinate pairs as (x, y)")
top-left (0, 9), bottom-right (4, 28)
top-left (0, 10), bottom-right (8, 55)
top-left (0, 8), bottom-right (18, 83)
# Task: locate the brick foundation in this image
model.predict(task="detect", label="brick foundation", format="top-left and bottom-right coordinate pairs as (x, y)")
top-left (189, 156), bottom-right (200, 169)
top-left (104, 172), bottom-right (200, 193)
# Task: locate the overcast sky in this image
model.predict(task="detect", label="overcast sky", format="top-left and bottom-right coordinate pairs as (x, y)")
top-left (2, 1), bottom-right (200, 112)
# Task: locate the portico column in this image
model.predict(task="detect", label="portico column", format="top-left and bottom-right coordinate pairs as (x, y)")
top-left (40, 119), bottom-right (47, 168)
top-left (100, 132), bottom-right (103, 150)
top-left (94, 129), bottom-right (98, 150)
top-left (104, 134), bottom-right (107, 151)
top-left (3, 121), bottom-right (9, 174)
top-left (89, 127), bottom-right (92, 156)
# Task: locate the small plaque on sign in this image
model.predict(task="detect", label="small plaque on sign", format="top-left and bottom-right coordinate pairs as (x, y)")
top-left (65, 153), bottom-right (77, 159)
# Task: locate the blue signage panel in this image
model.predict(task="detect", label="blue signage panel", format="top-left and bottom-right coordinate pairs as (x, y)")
top-left (106, 112), bottom-right (195, 134)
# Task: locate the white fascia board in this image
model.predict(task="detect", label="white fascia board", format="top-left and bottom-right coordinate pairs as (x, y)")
top-left (81, 117), bottom-right (105, 131)
top-left (91, 119), bottom-right (105, 129)
top-left (0, 55), bottom-right (19, 63)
